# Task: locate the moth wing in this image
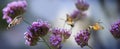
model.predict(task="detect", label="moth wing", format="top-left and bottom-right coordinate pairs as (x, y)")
top-left (7, 16), bottom-right (23, 29)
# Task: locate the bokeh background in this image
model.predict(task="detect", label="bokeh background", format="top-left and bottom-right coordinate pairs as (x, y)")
top-left (0, 0), bottom-right (120, 49)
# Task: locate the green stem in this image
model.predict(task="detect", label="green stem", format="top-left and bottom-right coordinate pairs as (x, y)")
top-left (42, 37), bottom-right (52, 49)
top-left (87, 45), bottom-right (93, 49)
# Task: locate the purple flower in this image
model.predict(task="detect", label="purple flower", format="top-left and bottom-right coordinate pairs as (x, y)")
top-left (70, 10), bottom-right (86, 19)
top-left (110, 20), bottom-right (120, 39)
top-left (30, 20), bottom-right (50, 37)
top-left (50, 28), bottom-right (71, 49)
top-left (24, 20), bottom-right (50, 46)
top-left (52, 28), bottom-right (62, 35)
top-left (52, 28), bottom-right (71, 39)
top-left (62, 29), bottom-right (71, 39)
top-left (24, 32), bottom-right (39, 46)
top-left (2, 0), bottom-right (27, 23)
top-left (75, 30), bottom-right (90, 48)
top-left (49, 34), bottom-right (62, 47)
top-left (75, 0), bottom-right (89, 11)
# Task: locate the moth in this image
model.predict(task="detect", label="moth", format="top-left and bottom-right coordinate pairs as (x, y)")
top-left (65, 14), bottom-right (74, 27)
top-left (7, 16), bottom-right (23, 29)
top-left (88, 22), bottom-right (104, 31)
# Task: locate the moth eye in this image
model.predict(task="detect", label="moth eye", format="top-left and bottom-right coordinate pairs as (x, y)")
top-left (10, 24), bottom-right (13, 27)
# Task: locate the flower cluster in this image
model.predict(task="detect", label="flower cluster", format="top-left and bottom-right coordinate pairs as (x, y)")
top-left (62, 29), bottom-right (71, 39)
top-left (75, 30), bottom-right (90, 48)
top-left (74, 1), bottom-right (91, 47)
top-left (2, 0), bottom-right (27, 23)
top-left (24, 20), bottom-right (50, 46)
top-left (75, 0), bottom-right (89, 11)
top-left (24, 32), bottom-right (40, 46)
top-left (70, 10), bottom-right (86, 20)
top-left (49, 34), bottom-right (62, 48)
top-left (49, 28), bottom-right (71, 49)
top-left (110, 20), bottom-right (120, 39)
top-left (73, 0), bottom-right (89, 18)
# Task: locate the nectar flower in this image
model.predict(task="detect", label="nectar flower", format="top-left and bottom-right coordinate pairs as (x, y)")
top-left (49, 34), bottom-right (62, 47)
top-left (70, 10), bottom-right (86, 20)
top-left (62, 29), bottom-right (71, 39)
top-left (24, 19), bottom-right (50, 46)
top-left (24, 32), bottom-right (40, 46)
top-left (2, 0), bottom-right (27, 23)
top-left (75, 30), bottom-right (90, 48)
top-left (30, 20), bottom-right (50, 37)
top-left (110, 20), bottom-right (120, 39)
top-left (75, 0), bottom-right (89, 11)
top-left (52, 28), bottom-right (62, 35)
top-left (50, 28), bottom-right (71, 49)
top-left (52, 28), bottom-right (71, 39)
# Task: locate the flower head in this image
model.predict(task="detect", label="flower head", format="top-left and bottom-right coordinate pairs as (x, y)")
top-left (30, 20), bottom-right (50, 37)
top-left (50, 28), bottom-right (71, 49)
top-left (75, 0), bottom-right (89, 11)
top-left (62, 29), bottom-right (71, 39)
top-left (24, 32), bottom-right (40, 46)
top-left (75, 30), bottom-right (90, 48)
top-left (2, 0), bottom-right (27, 23)
top-left (110, 20), bottom-right (120, 39)
top-left (24, 19), bottom-right (50, 46)
top-left (70, 10), bottom-right (86, 19)
top-left (52, 28), bottom-right (71, 39)
top-left (52, 28), bottom-right (62, 35)
top-left (49, 34), bottom-right (62, 47)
